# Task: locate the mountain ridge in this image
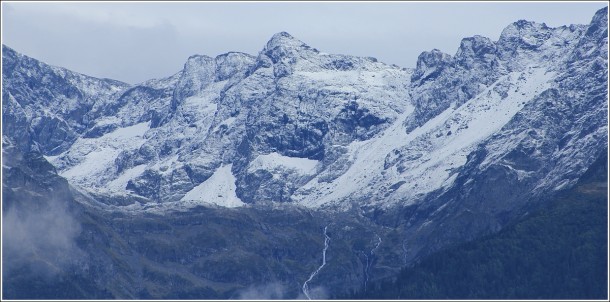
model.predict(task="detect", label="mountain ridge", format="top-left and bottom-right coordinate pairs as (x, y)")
top-left (2, 7), bottom-right (607, 212)
top-left (2, 6), bottom-right (608, 299)
top-left (2, 8), bottom-right (608, 296)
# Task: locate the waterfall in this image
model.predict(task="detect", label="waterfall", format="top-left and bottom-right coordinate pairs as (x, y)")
top-left (302, 225), bottom-right (331, 300)
top-left (364, 233), bottom-right (382, 290)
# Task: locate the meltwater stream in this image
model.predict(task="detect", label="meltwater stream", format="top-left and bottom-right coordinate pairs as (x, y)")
top-left (364, 233), bottom-right (382, 290)
top-left (302, 225), bottom-right (331, 300)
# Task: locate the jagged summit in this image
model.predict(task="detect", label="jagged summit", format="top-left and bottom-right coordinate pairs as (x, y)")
top-left (498, 19), bottom-right (552, 50)
top-left (412, 34), bottom-right (499, 81)
top-left (456, 35), bottom-right (495, 56)
top-left (411, 49), bottom-right (452, 83)
top-left (455, 35), bottom-right (497, 68)
top-left (264, 31), bottom-right (308, 50)
top-left (2, 6), bottom-right (607, 212)
top-left (183, 32), bottom-right (308, 69)
top-left (585, 5), bottom-right (608, 41)
top-left (187, 51), bottom-right (255, 62)
top-left (513, 19), bottom-right (549, 29)
top-left (261, 31), bottom-right (319, 65)
top-left (591, 5), bottom-right (608, 27)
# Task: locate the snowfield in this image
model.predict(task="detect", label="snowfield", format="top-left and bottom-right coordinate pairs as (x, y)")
top-left (181, 164), bottom-right (244, 208)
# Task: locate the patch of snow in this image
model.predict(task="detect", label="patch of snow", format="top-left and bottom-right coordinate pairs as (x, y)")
top-left (298, 70), bottom-right (359, 83)
top-left (180, 164), bottom-right (244, 208)
top-left (93, 116), bottom-right (121, 127)
top-left (106, 164), bottom-right (147, 192)
top-left (249, 152), bottom-right (318, 175)
top-left (182, 95), bottom-right (218, 116)
top-left (105, 121), bottom-right (150, 139)
top-left (150, 154), bottom-right (181, 176)
top-left (61, 148), bottom-right (118, 181)
top-left (212, 116), bottom-right (237, 132)
top-left (49, 121), bottom-right (150, 189)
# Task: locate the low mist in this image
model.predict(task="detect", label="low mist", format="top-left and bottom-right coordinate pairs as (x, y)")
top-left (2, 198), bottom-right (85, 278)
top-left (236, 282), bottom-right (328, 300)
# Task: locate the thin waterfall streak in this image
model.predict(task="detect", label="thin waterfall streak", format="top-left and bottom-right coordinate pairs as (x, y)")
top-left (402, 240), bottom-right (408, 266)
top-left (364, 233), bottom-right (382, 291)
top-left (302, 225), bottom-right (330, 300)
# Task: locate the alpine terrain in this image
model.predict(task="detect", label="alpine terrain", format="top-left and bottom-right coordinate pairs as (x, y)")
top-left (2, 7), bottom-right (608, 299)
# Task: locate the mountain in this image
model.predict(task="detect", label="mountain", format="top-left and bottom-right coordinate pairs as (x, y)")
top-left (2, 7), bottom-right (608, 299)
top-left (348, 150), bottom-right (607, 299)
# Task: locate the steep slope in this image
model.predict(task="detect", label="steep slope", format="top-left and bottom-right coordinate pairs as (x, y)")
top-left (293, 10), bottom-right (606, 211)
top-left (396, 7), bottom-right (608, 264)
top-left (1, 138), bottom-right (114, 299)
top-left (350, 150), bottom-right (607, 299)
top-left (1, 45), bottom-right (129, 154)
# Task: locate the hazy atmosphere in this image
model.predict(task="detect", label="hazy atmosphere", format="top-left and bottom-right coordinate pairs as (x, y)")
top-left (2, 1), bottom-right (606, 84)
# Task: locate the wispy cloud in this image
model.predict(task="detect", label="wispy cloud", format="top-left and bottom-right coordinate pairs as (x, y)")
top-left (235, 282), bottom-right (329, 300)
top-left (236, 282), bottom-right (290, 300)
top-left (2, 197), bottom-right (85, 278)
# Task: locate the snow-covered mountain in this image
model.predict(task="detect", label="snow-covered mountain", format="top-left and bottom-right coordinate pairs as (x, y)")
top-left (4, 8), bottom-right (606, 214)
top-left (4, 10), bottom-right (608, 214)
top-left (2, 6), bottom-right (607, 300)
top-left (3, 31), bottom-right (414, 209)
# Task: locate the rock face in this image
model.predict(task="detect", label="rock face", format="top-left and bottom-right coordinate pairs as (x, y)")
top-left (1, 6), bottom-right (608, 299)
top-left (3, 3), bottom-right (607, 219)
top-left (2, 46), bottom-right (129, 154)
top-left (3, 31), bottom-right (413, 206)
top-left (397, 7), bottom-right (608, 262)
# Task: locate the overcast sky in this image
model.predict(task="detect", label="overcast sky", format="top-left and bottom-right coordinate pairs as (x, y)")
top-left (2, 1), bottom-right (607, 84)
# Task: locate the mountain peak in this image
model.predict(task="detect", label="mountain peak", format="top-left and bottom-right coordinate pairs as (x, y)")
top-left (411, 49), bottom-right (453, 84)
top-left (588, 6), bottom-right (608, 34)
top-left (455, 35), bottom-right (497, 67)
top-left (498, 19), bottom-right (551, 43)
top-left (496, 18), bottom-right (553, 62)
top-left (260, 32), bottom-right (317, 67)
top-left (265, 31), bottom-right (308, 51)
top-left (271, 31), bottom-right (294, 40)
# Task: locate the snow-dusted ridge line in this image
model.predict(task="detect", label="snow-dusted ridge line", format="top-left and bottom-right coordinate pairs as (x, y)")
top-left (6, 6), bottom-right (606, 215)
top-left (294, 67), bottom-right (556, 209)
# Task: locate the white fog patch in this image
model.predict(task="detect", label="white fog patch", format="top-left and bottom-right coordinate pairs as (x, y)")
top-left (236, 282), bottom-right (289, 300)
top-left (235, 282), bottom-right (328, 300)
top-left (2, 199), bottom-right (85, 277)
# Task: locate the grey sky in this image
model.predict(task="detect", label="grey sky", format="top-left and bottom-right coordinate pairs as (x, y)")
top-left (2, 1), bottom-right (607, 84)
